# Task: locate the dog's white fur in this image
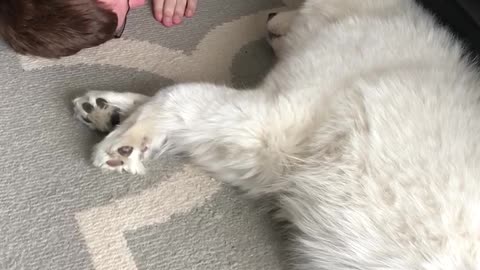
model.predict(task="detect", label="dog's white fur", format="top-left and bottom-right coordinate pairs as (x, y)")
top-left (74, 0), bottom-right (480, 268)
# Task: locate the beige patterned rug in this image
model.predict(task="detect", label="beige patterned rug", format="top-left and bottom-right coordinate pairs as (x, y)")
top-left (0, 1), bottom-right (290, 269)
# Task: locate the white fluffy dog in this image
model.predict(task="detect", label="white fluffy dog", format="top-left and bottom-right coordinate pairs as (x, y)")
top-left (73, 0), bottom-right (480, 268)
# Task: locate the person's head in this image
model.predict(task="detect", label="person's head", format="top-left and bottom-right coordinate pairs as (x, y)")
top-left (0, 0), bottom-right (144, 58)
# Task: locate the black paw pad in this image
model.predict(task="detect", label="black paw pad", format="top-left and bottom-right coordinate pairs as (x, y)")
top-left (96, 98), bottom-right (108, 109)
top-left (111, 110), bottom-right (121, 127)
top-left (82, 116), bottom-right (92, 123)
top-left (82, 103), bottom-right (94, 113)
top-left (268, 12), bottom-right (277, 21)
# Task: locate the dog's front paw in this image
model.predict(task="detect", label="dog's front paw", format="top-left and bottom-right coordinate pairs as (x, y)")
top-left (92, 129), bottom-right (152, 174)
top-left (73, 92), bottom-right (121, 133)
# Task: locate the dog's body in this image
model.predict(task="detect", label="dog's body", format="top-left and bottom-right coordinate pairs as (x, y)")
top-left (73, 0), bottom-right (480, 268)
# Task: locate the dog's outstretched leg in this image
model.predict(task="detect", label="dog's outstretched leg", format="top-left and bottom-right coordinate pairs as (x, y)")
top-left (92, 83), bottom-right (313, 195)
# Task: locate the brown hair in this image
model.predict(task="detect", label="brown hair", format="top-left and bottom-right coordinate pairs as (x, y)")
top-left (0, 0), bottom-right (117, 58)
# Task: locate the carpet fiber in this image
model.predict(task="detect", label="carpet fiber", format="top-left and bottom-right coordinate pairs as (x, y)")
top-left (0, 1), bottom-right (288, 269)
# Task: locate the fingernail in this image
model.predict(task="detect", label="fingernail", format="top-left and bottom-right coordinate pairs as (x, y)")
top-left (163, 17), bottom-right (172, 27)
top-left (185, 10), bottom-right (193, 17)
top-left (173, 15), bottom-right (182, 25)
top-left (155, 12), bottom-right (163, 22)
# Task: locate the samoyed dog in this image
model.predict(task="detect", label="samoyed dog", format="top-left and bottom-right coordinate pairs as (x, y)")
top-left (73, 0), bottom-right (480, 268)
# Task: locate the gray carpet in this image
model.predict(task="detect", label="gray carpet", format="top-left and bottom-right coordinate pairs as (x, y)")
top-left (0, 1), bottom-right (288, 269)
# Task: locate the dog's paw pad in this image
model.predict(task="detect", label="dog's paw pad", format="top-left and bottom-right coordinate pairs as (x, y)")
top-left (268, 12), bottom-right (277, 21)
top-left (106, 159), bottom-right (124, 167)
top-left (96, 98), bottom-right (108, 109)
top-left (82, 102), bottom-right (94, 113)
top-left (117, 146), bottom-right (133, 157)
